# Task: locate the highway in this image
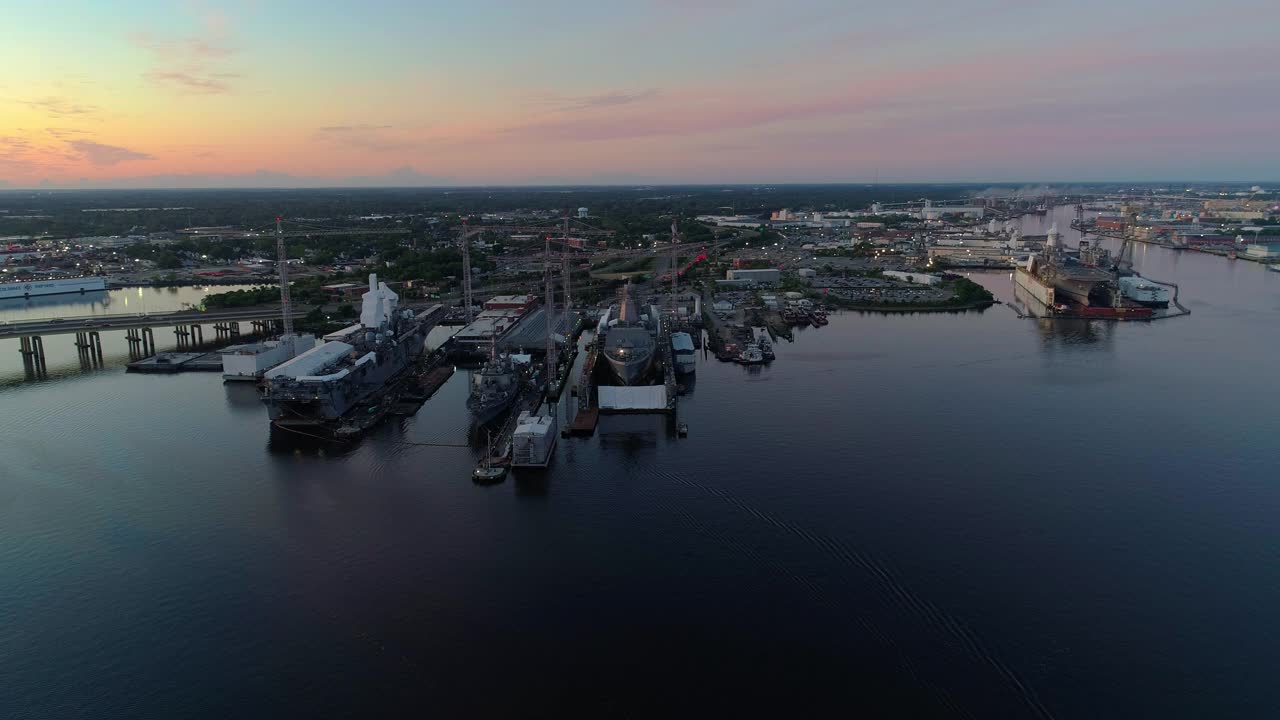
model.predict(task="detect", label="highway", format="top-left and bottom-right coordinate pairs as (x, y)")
top-left (0, 306), bottom-right (303, 340)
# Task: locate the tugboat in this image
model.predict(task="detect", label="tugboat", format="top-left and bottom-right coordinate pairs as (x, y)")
top-left (472, 431), bottom-right (508, 482)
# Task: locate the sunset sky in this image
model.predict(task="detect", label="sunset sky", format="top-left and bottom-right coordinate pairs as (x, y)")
top-left (3, 0), bottom-right (1277, 187)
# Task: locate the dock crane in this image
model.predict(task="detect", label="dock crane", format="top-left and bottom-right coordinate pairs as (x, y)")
top-left (458, 217), bottom-right (614, 379)
top-left (271, 219), bottom-right (410, 336)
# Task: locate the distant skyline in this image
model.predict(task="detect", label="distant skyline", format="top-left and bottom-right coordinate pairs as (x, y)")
top-left (3, 0), bottom-right (1278, 188)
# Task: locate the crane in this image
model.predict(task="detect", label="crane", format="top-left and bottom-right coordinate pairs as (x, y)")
top-left (271, 219), bottom-right (410, 336)
top-left (458, 217), bottom-right (613, 382)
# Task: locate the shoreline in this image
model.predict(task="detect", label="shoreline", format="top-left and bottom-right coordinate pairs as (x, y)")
top-left (823, 299), bottom-right (996, 314)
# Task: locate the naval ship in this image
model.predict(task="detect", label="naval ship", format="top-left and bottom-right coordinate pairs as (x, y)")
top-left (1014, 224), bottom-right (1152, 318)
top-left (601, 283), bottom-right (656, 385)
top-left (467, 351), bottom-right (518, 425)
top-left (263, 274), bottom-right (430, 432)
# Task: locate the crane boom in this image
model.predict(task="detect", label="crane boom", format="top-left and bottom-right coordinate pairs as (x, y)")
top-left (270, 220), bottom-right (410, 335)
top-left (275, 217), bottom-right (293, 336)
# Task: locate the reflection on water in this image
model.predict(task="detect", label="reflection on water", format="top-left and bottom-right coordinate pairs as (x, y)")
top-left (223, 382), bottom-right (264, 412)
top-left (0, 289), bottom-right (109, 315)
top-left (0, 284), bottom-right (260, 322)
top-left (1032, 316), bottom-right (1116, 350)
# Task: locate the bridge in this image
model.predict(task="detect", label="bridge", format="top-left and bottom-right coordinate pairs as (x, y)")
top-left (3, 305), bottom-right (303, 377)
top-left (0, 306), bottom-right (303, 340)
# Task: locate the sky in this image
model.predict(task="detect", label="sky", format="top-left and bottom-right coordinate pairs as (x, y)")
top-left (2, 0), bottom-right (1277, 188)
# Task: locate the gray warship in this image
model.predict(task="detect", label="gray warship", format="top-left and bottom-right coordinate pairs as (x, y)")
top-left (467, 351), bottom-right (518, 425)
top-left (601, 283), bottom-right (656, 386)
top-left (263, 274), bottom-right (429, 432)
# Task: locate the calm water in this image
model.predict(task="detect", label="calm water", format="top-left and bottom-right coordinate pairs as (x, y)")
top-left (2, 211), bottom-right (1279, 718)
top-left (0, 284), bottom-right (261, 324)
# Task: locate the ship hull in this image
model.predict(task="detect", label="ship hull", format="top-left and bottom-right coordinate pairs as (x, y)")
top-left (1119, 278), bottom-right (1171, 307)
top-left (0, 276), bottom-right (107, 300)
top-left (468, 394), bottom-right (516, 425)
top-left (1128, 298), bottom-right (1169, 309)
top-left (604, 354), bottom-right (653, 385)
top-left (1014, 267), bottom-right (1056, 306)
top-left (602, 325), bottom-right (655, 386)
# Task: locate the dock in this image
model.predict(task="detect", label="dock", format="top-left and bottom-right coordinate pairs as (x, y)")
top-left (417, 365), bottom-right (455, 399)
top-left (569, 342), bottom-right (600, 435)
top-left (568, 408), bottom-right (599, 436)
top-left (126, 351), bottom-right (224, 373)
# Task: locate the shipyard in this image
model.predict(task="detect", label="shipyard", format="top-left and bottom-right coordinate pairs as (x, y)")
top-left (4, 176), bottom-right (1279, 720)
top-left (8, 185), bottom-right (1276, 455)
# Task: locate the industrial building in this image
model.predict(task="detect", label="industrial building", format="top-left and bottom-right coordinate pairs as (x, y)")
top-left (484, 294), bottom-right (537, 312)
top-left (450, 295), bottom-right (551, 353)
top-left (726, 268), bottom-right (781, 284)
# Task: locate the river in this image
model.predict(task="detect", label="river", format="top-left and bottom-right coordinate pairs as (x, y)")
top-left (2, 215), bottom-right (1278, 718)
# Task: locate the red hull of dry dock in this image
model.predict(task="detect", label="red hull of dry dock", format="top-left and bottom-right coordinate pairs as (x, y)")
top-left (1078, 306), bottom-right (1152, 319)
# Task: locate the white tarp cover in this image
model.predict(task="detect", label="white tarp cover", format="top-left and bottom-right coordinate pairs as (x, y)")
top-left (598, 385), bottom-right (667, 410)
top-left (265, 341), bottom-right (352, 379)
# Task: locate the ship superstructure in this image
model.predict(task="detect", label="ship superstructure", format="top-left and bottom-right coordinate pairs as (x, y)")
top-left (467, 349), bottom-right (519, 425)
top-left (263, 274), bottom-right (428, 430)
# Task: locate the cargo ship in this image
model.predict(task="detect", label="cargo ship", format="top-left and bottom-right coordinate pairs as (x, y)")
top-left (1013, 224), bottom-right (1153, 319)
top-left (0, 274), bottom-right (107, 300)
top-left (601, 283), bottom-right (656, 385)
top-left (263, 274), bottom-right (430, 434)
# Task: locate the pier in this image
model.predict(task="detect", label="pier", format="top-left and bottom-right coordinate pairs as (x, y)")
top-left (569, 342), bottom-right (600, 435)
top-left (126, 351), bottom-right (225, 374)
